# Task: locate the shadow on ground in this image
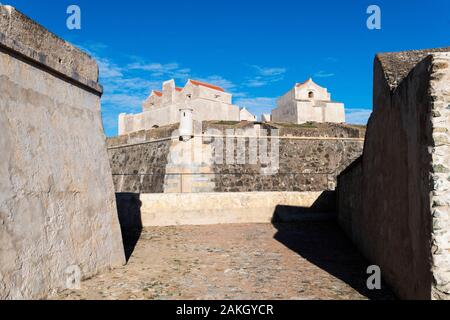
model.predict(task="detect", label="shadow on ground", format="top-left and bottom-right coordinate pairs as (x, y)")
top-left (272, 192), bottom-right (395, 300)
top-left (115, 193), bottom-right (143, 262)
top-left (272, 215), bottom-right (396, 300)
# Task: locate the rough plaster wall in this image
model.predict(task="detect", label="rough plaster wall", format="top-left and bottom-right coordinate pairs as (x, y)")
top-left (0, 51), bottom-right (125, 299)
top-left (363, 55), bottom-right (433, 300)
top-left (122, 192), bottom-right (335, 227)
top-left (272, 100), bottom-right (298, 123)
top-left (324, 103), bottom-right (346, 123)
top-left (338, 53), bottom-right (450, 300)
top-left (337, 157), bottom-right (362, 238)
top-left (297, 102), bottom-right (323, 123)
top-left (429, 53), bottom-right (450, 299)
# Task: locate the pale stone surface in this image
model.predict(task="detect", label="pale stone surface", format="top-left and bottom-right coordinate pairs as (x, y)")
top-left (0, 6), bottom-right (101, 93)
top-left (429, 53), bottom-right (450, 300)
top-left (261, 113), bottom-right (272, 122)
top-left (119, 79), bottom-right (240, 135)
top-left (55, 224), bottom-right (395, 300)
top-left (0, 5), bottom-right (125, 299)
top-left (239, 107), bottom-right (257, 122)
top-left (118, 192), bottom-right (335, 227)
top-left (272, 79), bottom-right (346, 124)
top-left (338, 49), bottom-right (450, 300)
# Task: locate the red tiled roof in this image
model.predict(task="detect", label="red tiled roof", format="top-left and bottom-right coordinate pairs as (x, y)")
top-left (175, 87), bottom-right (183, 92)
top-left (152, 90), bottom-right (162, 97)
top-left (189, 79), bottom-right (225, 92)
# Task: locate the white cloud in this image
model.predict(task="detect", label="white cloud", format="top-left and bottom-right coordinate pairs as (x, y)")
top-left (127, 61), bottom-right (191, 80)
top-left (128, 62), bottom-right (179, 72)
top-left (103, 77), bottom-right (160, 93)
top-left (245, 77), bottom-right (269, 88)
top-left (252, 65), bottom-right (286, 77)
top-left (245, 65), bottom-right (286, 87)
top-left (314, 70), bottom-right (335, 78)
top-left (345, 108), bottom-right (372, 125)
top-left (102, 93), bottom-right (145, 112)
top-left (97, 57), bottom-right (123, 78)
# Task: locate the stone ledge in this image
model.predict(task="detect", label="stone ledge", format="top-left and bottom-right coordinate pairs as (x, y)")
top-left (116, 191), bottom-right (336, 227)
top-left (376, 47), bottom-right (450, 90)
top-left (0, 5), bottom-right (102, 95)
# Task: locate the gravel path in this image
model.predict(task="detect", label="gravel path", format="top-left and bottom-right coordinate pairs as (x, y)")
top-left (56, 222), bottom-right (395, 300)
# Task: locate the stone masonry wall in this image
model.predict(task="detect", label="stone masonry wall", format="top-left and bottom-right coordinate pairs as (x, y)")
top-left (429, 53), bottom-right (450, 300)
top-left (337, 157), bottom-right (362, 238)
top-left (212, 138), bottom-right (364, 192)
top-left (107, 122), bottom-right (365, 193)
top-left (0, 6), bottom-right (125, 299)
top-left (337, 48), bottom-right (450, 300)
top-left (108, 140), bottom-right (171, 193)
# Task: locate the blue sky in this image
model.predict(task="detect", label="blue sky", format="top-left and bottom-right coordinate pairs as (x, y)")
top-left (6, 0), bottom-right (450, 136)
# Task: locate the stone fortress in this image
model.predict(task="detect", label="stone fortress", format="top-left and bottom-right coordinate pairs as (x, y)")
top-left (111, 75), bottom-right (354, 196)
top-left (272, 78), bottom-right (346, 124)
top-left (119, 79), bottom-right (241, 135)
top-left (119, 77), bottom-right (345, 136)
top-left (0, 4), bottom-right (449, 301)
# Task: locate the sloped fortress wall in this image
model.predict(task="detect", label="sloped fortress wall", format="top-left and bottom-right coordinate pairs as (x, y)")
top-left (108, 122), bottom-right (365, 193)
top-left (0, 6), bottom-right (125, 299)
top-left (338, 48), bottom-right (450, 300)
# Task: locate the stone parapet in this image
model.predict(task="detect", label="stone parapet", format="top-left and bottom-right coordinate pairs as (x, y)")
top-left (116, 191), bottom-right (336, 227)
top-left (0, 5), bottom-right (102, 95)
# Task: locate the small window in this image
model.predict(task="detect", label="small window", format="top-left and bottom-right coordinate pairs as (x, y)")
top-left (308, 91), bottom-right (315, 98)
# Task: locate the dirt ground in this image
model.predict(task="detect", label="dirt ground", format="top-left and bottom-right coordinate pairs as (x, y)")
top-left (56, 222), bottom-right (395, 300)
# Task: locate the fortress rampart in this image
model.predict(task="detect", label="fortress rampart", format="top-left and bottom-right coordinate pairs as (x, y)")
top-left (0, 6), bottom-right (125, 299)
top-left (338, 48), bottom-right (450, 300)
top-left (107, 122), bottom-right (365, 194)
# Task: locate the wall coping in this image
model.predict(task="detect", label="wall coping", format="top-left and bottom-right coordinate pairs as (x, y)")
top-left (107, 134), bottom-right (365, 150)
top-left (0, 5), bottom-right (102, 95)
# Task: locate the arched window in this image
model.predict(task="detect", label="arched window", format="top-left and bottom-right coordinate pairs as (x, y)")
top-left (308, 91), bottom-right (315, 99)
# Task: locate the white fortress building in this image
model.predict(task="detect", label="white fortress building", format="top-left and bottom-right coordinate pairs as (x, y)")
top-left (272, 79), bottom-right (346, 124)
top-left (117, 78), bottom-right (346, 136)
top-left (119, 79), bottom-right (242, 135)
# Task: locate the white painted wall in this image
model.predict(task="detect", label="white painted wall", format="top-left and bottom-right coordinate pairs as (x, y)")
top-left (119, 79), bottom-right (240, 135)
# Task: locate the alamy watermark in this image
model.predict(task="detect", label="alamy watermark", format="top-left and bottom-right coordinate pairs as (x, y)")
top-left (170, 128), bottom-right (280, 175)
top-left (66, 5), bottom-right (81, 30)
top-left (66, 5), bottom-right (380, 31)
top-left (64, 265), bottom-right (82, 290)
top-left (367, 5), bottom-right (381, 30)
top-left (366, 265), bottom-right (381, 290)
